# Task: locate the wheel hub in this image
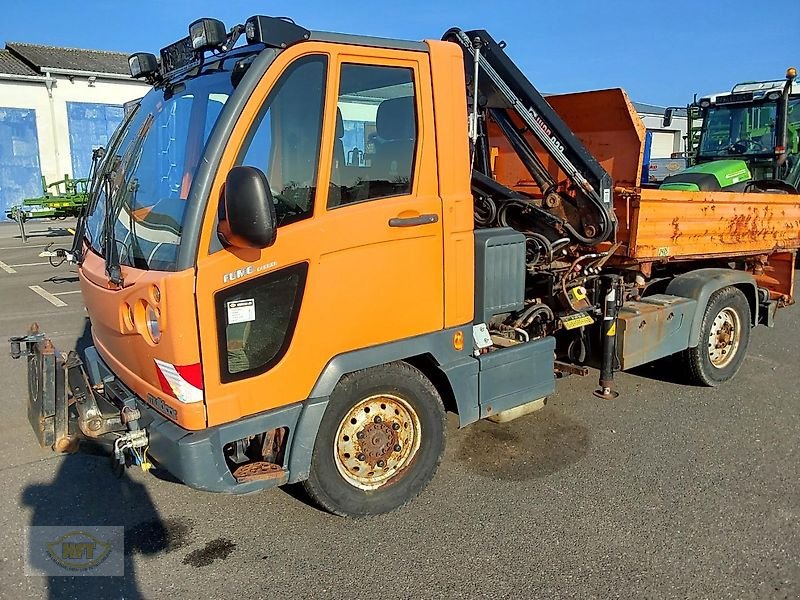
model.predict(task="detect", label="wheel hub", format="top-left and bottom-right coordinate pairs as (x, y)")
top-left (707, 307), bottom-right (741, 368)
top-left (359, 421), bottom-right (397, 465)
top-left (334, 394), bottom-right (421, 490)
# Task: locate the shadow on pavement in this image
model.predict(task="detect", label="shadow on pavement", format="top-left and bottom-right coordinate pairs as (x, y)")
top-left (44, 274), bottom-right (80, 285)
top-left (13, 227), bottom-right (75, 241)
top-left (74, 318), bottom-right (93, 357)
top-left (627, 355), bottom-right (693, 386)
top-left (21, 455), bottom-right (180, 599)
top-left (19, 317), bottom-right (188, 598)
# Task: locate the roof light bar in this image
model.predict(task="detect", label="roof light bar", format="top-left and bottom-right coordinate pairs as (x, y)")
top-left (189, 18), bottom-right (227, 53)
top-left (128, 52), bottom-right (159, 80)
top-left (244, 15), bottom-right (310, 48)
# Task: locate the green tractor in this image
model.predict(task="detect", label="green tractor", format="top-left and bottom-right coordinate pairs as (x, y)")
top-left (5, 174), bottom-right (89, 243)
top-left (661, 67), bottom-right (799, 194)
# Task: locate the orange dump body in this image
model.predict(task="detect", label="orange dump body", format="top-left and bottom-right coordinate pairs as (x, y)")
top-left (545, 89), bottom-right (800, 267)
top-left (489, 88), bottom-right (799, 299)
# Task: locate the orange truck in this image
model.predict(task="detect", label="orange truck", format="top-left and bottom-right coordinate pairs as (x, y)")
top-left (10, 16), bottom-right (799, 516)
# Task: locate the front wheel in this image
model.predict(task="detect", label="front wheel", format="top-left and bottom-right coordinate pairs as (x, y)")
top-left (303, 361), bottom-right (446, 517)
top-left (679, 286), bottom-right (751, 386)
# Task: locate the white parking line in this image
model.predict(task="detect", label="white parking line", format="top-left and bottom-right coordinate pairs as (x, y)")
top-left (0, 260), bottom-right (17, 274)
top-left (0, 244), bottom-right (49, 251)
top-left (8, 262), bottom-right (49, 268)
top-left (28, 285), bottom-right (68, 307)
top-left (52, 290), bottom-right (82, 296)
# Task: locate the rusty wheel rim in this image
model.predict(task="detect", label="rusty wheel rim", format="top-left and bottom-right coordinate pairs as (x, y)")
top-left (333, 394), bottom-right (421, 491)
top-left (707, 307), bottom-right (741, 368)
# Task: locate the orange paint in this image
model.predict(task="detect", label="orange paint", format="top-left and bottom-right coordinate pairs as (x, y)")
top-left (191, 41), bottom-right (460, 427)
top-left (80, 248), bottom-right (206, 430)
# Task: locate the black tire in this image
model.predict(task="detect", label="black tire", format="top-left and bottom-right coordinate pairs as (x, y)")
top-left (679, 286), bottom-right (751, 386)
top-left (303, 361), bottom-right (446, 517)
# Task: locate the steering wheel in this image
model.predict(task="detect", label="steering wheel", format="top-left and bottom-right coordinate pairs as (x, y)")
top-left (729, 137), bottom-right (766, 154)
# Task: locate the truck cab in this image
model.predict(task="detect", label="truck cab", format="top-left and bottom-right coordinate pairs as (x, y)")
top-left (82, 22), bottom-right (475, 431)
top-left (35, 17), bottom-right (502, 515)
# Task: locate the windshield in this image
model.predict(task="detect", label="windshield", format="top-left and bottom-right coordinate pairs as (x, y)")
top-left (84, 62), bottom-right (236, 271)
top-left (698, 100), bottom-right (779, 158)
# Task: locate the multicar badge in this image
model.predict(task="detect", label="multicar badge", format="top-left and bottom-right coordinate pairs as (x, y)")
top-left (145, 393), bottom-right (177, 419)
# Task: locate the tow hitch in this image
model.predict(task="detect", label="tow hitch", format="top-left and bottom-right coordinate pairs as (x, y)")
top-left (9, 323), bottom-right (151, 474)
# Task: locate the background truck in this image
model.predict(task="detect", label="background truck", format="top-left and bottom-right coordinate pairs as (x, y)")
top-left (10, 15), bottom-right (800, 516)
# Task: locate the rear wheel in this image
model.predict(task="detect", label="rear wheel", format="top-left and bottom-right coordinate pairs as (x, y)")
top-left (679, 286), bottom-right (751, 386)
top-left (303, 361), bottom-right (446, 517)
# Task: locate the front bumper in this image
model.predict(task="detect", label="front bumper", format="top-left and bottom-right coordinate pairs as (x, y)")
top-left (10, 330), bottom-right (327, 494)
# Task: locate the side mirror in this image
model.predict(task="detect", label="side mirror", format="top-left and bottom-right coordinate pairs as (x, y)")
top-left (663, 108), bottom-right (674, 128)
top-left (218, 166), bottom-right (277, 249)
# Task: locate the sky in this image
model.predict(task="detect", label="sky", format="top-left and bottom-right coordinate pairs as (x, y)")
top-left (1, 0), bottom-right (797, 107)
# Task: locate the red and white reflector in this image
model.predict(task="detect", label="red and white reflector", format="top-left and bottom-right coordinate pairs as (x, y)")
top-left (154, 359), bottom-right (204, 404)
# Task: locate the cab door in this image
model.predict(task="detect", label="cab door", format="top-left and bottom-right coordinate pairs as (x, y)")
top-left (195, 44), bottom-right (443, 427)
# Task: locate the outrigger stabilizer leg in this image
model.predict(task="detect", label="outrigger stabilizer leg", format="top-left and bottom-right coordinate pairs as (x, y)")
top-left (594, 275), bottom-right (623, 400)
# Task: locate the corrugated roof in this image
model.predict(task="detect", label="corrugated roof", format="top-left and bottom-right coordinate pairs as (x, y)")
top-left (5, 42), bottom-right (131, 76)
top-left (0, 49), bottom-right (39, 76)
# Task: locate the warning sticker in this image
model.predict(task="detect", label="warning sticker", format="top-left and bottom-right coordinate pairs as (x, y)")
top-left (226, 299), bottom-right (256, 325)
top-left (560, 312), bottom-right (595, 330)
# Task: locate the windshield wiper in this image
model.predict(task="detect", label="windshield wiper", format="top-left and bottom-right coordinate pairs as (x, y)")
top-left (72, 105), bottom-right (140, 266)
top-left (104, 114), bottom-right (154, 286)
top-left (68, 146), bottom-right (106, 265)
top-left (125, 178), bottom-right (146, 267)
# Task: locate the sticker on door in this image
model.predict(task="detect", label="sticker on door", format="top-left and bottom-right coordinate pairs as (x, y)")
top-left (226, 299), bottom-right (256, 324)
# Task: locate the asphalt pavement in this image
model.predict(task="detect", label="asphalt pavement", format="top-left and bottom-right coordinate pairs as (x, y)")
top-left (0, 219), bottom-right (797, 599)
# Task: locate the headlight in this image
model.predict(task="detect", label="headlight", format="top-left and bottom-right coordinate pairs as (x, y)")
top-left (767, 91), bottom-right (781, 100)
top-left (699, 99), bottom-right (711, 108)
top-left (146, 305), bottom-right (161, 344)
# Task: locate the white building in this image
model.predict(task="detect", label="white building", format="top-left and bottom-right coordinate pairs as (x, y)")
top-left (634, 101), bottom-right (688, 158)
top-left (633, 101), bottom-right (690, 183)
top-left (0, 42), bottom-right (150, 219)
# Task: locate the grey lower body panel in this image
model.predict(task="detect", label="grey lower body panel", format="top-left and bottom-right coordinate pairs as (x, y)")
top-left (309, 325), bottom-right (480, 427)
top-left (439, 357), bottom-right (480, 426)
top-left (615, 295), bottom-right (698, 370)
top-left (477, 337), bottom-right (556, 419)
top-left (77, 328), bottom-right (557, 492)
top-left (83, 347), bottom-right (327, 494)
top-left (309, 325), bottom-right (556, 428)
top-left (664, 268), bottom-right (759, 346)
top-left (140, 402), bottom-right (302, 494)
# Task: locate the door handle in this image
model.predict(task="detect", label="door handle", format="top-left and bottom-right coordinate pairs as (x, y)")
top-left (388, 214), bottom-right (439, 228)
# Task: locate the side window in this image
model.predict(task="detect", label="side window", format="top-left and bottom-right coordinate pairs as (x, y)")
top-left (328, 64), bottom-right (417, 208)
top-left (216, 263), bottom-right (308, 382)
top-left (239, 55), bottom-right (327, 226)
